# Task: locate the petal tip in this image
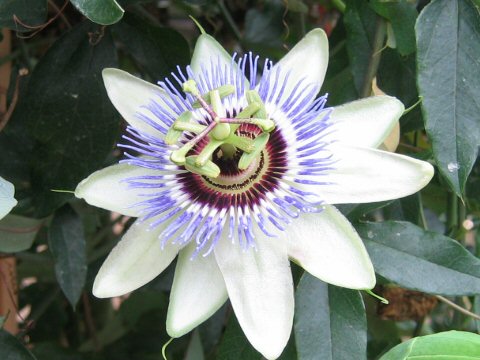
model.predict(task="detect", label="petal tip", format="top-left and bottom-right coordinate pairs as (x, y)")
top-left (165, 317), bottom-right (189, 339)
top-left (102, 67), bottom-right (125, 86)
top-left (92, 276), bottom-right (121, 298)
top-left (421, 161), bottom-right (435, 185)
top-left (74, 178), bottom-right (88, 200)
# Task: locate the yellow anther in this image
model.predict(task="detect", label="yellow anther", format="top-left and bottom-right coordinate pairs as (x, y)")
top-left (182, 79), bottom-right (200, 96)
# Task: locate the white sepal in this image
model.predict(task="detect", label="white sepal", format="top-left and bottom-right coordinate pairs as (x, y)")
top-left (287, 205), bottom-right (376, 289)
top-left (102, 68), bottom-right (175, 137)
top-left (75, 163), bottom-right (159, 217)
top-left (318, 145), bottom-right (434, 205)
top-left (0, 177), bottom-right (17, 220)
top-left (214, 230), bottom-right (293, 360)
top-left (167, 242), bottom-right (228, 337)
top-left (326, 96), bottom-right (405, 148)
top-left (268, 29), bottom-right (329, 107)
top-left (93, 218), bottom-right (181, 297)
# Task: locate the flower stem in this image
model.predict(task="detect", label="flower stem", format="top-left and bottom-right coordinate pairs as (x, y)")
top-left (360, 16), bottom-right (386, 98)
top-left (446, 192), bottom-right (458, 236)
top-left (435, 295), bottom-right (480, 321)
top-left (217, 0), bottom-right (242, 41)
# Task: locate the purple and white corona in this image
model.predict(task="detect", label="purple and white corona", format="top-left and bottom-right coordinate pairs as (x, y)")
top-left (75, 29), bottom-right (433, 359)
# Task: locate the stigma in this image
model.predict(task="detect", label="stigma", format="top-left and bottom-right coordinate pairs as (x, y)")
top-left (167, 79), bottom-right (275, 179)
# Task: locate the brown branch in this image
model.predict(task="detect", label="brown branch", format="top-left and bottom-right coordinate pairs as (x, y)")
top-left (14, 0), bottom-right (70, 39)
top-left (0, 68), bottom-right (28, 133)
top-left (82, 292), bottom-right (101, 351)
top-left (435, 295), bottom-right (480, 321)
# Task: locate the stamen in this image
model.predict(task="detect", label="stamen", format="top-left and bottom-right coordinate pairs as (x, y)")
top-left (165, 111), bottom-right (194, 145)
top-left (239, 132), bottom-right (270, 170)
top-left (185, 156), bottom-right (220, 177)
top-left (168, 80), bottom-right (275, 178)
top-left (192, 85), bottom-right (234, 107)
top-left (220, 117), bottom-right (275, 132)
top-left (196, 140), bottom-right (223, 166)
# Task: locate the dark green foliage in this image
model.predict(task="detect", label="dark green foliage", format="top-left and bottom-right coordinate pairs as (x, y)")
top-left (70, 0), bottom-right (124, 25)
top-left (0, 0), bottom-right (47, 32)
top-left (49, 205), bottom-right (87, 307)
top-left (0, 330), bottom-right (37, 359)
top-left (8, 22), bottom-right (119, 216)
top-left (294, 274), bottom-right (366, 360)
top-left (112, 14), bottom-right (191, 81)
top-left (416, 0), bottom-right (480, 196)
top-left (358, 221), bottom-right (480, 295)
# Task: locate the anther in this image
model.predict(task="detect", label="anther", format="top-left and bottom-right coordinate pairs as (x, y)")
top-left (210, 89), bottom-right (225, 118)
top-left (196, 140), bottom-right (223, 167)
top-left (238, 132), bottom-right (270, 170)
top-left (185, 156), bottom-right (221, 178)
top-left (182, 79), bottom-right (200, 96)
top-left (246, 90), bottom-right (267, 118)
top-left (192, 85), bottom-right (235, 108)
top-left (171, 143), bottom-right (194, 165)
top-left (165, 111), bottom-right (194, 145)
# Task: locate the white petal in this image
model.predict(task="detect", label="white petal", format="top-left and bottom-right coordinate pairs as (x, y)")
top-left (0, 177), bottom-right (17, 220)
top-left (326, 96), bottom-right (405, 148)
top-left (269, 29), bottom-right (328, 105)
top-left (167, 243), bottom-right (228, 337)
top-left (214, 232), bottom-right (293, 360)
top-left (75, 163), bottom-right (158, 217)
top-left (102, 68), bottom-right (175, 136)
top-left (318, 145), bottom-right (434, 204)
top-left (190, 34), bottom-right (234, 75)
top-left (287, 205), bottom-right (375, 289)
top-left (93, 218), bottom-right (180, 297)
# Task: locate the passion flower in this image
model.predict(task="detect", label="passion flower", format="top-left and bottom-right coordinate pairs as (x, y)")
top-left (75, 29), bottom-right (433, 359)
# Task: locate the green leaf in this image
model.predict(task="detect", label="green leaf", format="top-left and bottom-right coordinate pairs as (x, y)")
top-left (0, 330), bottom-right (37, 360)
top-left (70, 0), bottom-right (124, 25)
top-left (217, 313), bottom-right (297, 360)
top-left (0, 0), bottom-right (47, 32)
top-left (358, 221), bottom-right (480, 295)
top-left (416, 0), bottom-right (480, 196)
top-left (244, 0), bottom-right (285, 54)
top-left (344, 0), bottom-right (379, 94)
top-left (294, 273), bottom-right (366, 360)
top-left (81, 290), bottom-right (168, 351)
top-left (337, 200), bottom-right (393, 222)
top-left (10, 22), bottom-right (118, 216)
top-left (217, 314), bottom-right (262, 360)
top-left (380, 331), bottom-right (480, 360)
top-left (48, 205), bottom-right (87, 307)
top-left (112, 14), bottom-right (190, 81)
top-left (185, 330), bottom-right (205, 360)
top-left (475, 295), bottom-right (480, 332)
top-left (322, 19), bottom-right (359, 105)
top-left (369, 0), bottom-right (417, 55)
top-left (0, 215), bottom-right (43, 252)
top-left (377, 48), bottom-right (423, 132)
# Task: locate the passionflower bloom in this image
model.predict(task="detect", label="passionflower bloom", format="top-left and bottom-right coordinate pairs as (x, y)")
top-left (75, 29), bottom-right (433, 359)
top-left (0, 176), bottom-right (17, 220)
